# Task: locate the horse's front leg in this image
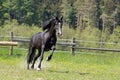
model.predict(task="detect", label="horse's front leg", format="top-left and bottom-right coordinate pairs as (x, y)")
top-left (46, 45), bottom-right (55, 61)
top-left (37, 45), bottom-right (45, 71)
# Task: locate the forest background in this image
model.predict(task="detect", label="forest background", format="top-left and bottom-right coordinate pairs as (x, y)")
top-left (0, 0), bottom-right (120, 49)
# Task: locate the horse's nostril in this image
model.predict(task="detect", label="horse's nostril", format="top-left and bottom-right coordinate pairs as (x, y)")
top-left (58, 33), bottom-right (62, 36)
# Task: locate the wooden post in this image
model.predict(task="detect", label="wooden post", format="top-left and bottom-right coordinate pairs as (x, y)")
top-left (71, 38), bottom-right (76, 55)
top-left (9, 32), bottom-right (13, 55)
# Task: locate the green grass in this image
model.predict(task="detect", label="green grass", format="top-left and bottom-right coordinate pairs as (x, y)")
top-left (0, 47), bottom-right (120, 80)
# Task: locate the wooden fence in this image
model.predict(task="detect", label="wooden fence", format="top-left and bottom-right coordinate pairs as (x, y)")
top-left (0, 32), bottom-right (120, 55)
top-left (11, 32), bottom-right (120, 54)
top-left (12, 34), bottom-right (76, 55)
top-left (0, 32), bottom-right (18, 55)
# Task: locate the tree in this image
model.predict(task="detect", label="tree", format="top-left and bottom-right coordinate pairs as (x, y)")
top-left (102, 0), bottom-right (118, 34)
top-left (0, 0), bottom-right (62, 26)
top-left (115, 0), bottom-right (120, 26)
top-left (0, 0), bottom-right (5, 25)
top-left (66, 0), bottom-right (77, 29)
top-left (38, 0), bottom-right (62, 22)
top-left (94, 0), bottom-right (103, 30)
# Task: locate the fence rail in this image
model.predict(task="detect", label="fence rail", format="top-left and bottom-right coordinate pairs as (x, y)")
top-left (75, 47), bottom-right (120, 52)
top-left (0, 41), bottom-right (18, 46)
top-left (0, 32), bottom-right (120, 55)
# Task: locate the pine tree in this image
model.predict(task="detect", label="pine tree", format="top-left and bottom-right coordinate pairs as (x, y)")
top-left (66, 0), bottom-right (77, 29)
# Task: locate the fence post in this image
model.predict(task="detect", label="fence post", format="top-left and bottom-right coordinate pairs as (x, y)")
top-left (71, 37), bottom-right (76, 55)
top-left (9, 32), bottom-right (13, 55)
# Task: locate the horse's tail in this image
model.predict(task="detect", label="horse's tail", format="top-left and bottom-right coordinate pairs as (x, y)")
top-left (27, 38), bottom-right (35, 64)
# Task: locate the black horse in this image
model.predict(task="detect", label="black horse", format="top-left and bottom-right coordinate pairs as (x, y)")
top-left (27, 16), bottom-right (63, 70)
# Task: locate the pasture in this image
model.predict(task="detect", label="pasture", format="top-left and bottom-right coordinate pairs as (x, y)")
top-left (0, 47), bottom-right (120, 80)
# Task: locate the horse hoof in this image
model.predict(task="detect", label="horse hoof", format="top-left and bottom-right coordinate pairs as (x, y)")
top-left (46, 57), bottom-right (51, 61)
top-left (31, 66), bottom-right (34, 69)
top-left (37, 68), bottom-right (41, 71)
top-left (46, 57), bottom-right (49, 61)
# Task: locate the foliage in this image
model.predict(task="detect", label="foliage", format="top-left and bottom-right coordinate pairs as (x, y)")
top-left (0, 20), bottom-right (41, 37)
top-left (66, 1), bottom-right (77, 29)
top-left (0, 0), bottom-right (62, 26)
top-left (0, 0), bottom-right (120, 30)
top-left (94, 0), bottom-right (103, 30)
top-left (104, 26), bottom-right (120, 49)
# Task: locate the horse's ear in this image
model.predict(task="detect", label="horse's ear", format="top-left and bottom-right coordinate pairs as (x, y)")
top-left (55, 16), bottom-right (59, 20)
top-left (60, 16), bottom-right (63, 20)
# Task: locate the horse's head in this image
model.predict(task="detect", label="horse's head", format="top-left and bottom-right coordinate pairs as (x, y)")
top-left (54, 16), bottom-right (63, 36)
top-left (42, 16), bottom-right (63, 36)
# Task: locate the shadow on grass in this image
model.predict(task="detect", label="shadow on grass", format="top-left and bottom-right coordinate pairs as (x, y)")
top-left (48, 70), bottom-right (89, 75)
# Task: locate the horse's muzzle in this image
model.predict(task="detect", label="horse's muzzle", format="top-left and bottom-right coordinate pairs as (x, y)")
top-left (58, 33), bottom-right (62, 36)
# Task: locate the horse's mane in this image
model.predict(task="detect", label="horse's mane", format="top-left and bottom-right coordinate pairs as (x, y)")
top-left (42, 20), bottom-right (50, 30)
top-left (42, 16), bottom-right (63, 31)
top-left (42, 19), bottom-right (55, 31)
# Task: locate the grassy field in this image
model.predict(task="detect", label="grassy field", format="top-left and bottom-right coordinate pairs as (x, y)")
top-left (0, 47), bottom-right (120, 80)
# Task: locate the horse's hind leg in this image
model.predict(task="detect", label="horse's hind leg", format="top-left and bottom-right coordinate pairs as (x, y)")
top-left (27, 46), bottom-right (36, 69)
top-left (46, 45), bottom-right (55, 61)
top-left (37, 45), bottom-right (45, 70)
top-left (31, 50), bottom-right (41, 69)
